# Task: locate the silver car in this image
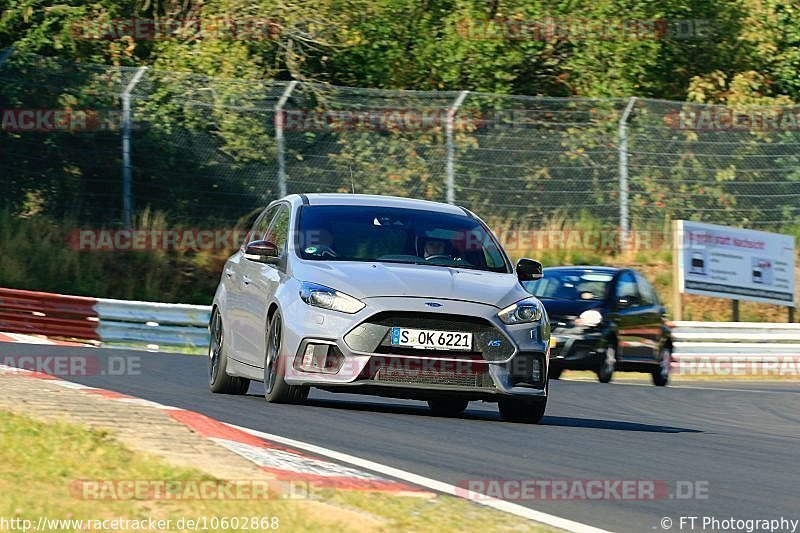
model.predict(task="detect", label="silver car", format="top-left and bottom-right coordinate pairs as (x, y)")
top-left (209, 194), bottom-right (551, 423)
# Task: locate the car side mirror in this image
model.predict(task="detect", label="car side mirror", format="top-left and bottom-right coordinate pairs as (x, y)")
top-left (616, 296), bottom-right (637, 309)
top-left (244, 240), bottom-right (280, 264)
top-left (516, 258), bottom-right (543, 282)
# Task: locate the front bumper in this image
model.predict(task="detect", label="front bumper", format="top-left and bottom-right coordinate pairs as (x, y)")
top-left (549, 328), bottom-right (606, 370)
top-left (279, 296), bottom-right (549, 399)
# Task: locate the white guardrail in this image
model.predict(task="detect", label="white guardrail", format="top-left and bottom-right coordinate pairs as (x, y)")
top-left (95, 298), bottom-right (211, 348)
top-left (671, 321), bottom-right (800, 361)
top-left (97, 299), bottom-right (800, 360)
top-left (3, 287), bottom-right (798, 357)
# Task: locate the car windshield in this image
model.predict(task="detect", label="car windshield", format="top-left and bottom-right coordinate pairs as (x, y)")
top-left (524, 269), bottom-right (613, 301)
top-left (295, 205), bottom-right (509, 273)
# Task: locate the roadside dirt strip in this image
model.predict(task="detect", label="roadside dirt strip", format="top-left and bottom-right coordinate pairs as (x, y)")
top-left (0, 365), bottom-right (432, 501)
top-left (0, 331), bottom-right (89, 346)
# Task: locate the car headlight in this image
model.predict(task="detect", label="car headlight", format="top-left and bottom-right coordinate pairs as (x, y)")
top-left (498, 298), bottom-right (544, 325)
top-left (299, 282), bottom-right (365, 314)
top-left (575, 309), bottom-right (603, 327)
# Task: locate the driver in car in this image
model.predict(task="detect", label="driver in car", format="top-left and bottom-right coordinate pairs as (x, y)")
top-left (423, 238), bottom-right (449, 259)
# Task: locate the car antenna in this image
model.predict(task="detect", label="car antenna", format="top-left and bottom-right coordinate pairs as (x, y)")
top-left (349, 166), bottom-right (356, 194)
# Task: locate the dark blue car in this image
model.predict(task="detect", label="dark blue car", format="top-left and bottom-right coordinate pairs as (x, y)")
top-left (523, 266), bottom-right (672, 385)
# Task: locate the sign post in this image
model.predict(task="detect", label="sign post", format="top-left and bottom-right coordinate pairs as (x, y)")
top-left (672, 220), bottom-right (683, 320)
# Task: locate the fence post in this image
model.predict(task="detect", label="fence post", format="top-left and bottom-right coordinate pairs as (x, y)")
top-left (274, 80), bottom-right (298, 198)
top-left (446, 91), bottom-right (469, 205)
top-left (618, 97), bottom-right (637, 248)
top-left (120, 66), bottom-right (148, 229)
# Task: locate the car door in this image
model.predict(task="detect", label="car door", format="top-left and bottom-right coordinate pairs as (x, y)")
top-left (238, 203), bottom-right (291, 368)
top-left (634, 272), bottom-right (664, 360)
top-left (227, 205), bottom-right (280, 364)
top-left (612, 270), bottom-right (649, 359)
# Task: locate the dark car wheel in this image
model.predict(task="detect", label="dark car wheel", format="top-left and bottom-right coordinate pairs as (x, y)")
top-left (264, 312), bottom-right (309, 404)
top-left (208, 308), bottom-right (250, 395)
top-left (498, 397), bottom-right (547, 424)
top-left (652, 345), bottom-right (671, 387)
top-left (427, 399), bottom-right (469, 417)
top-left (548, 367), bottom-right (563, 380)
top-left (597, 343), bottom-right (616, 383)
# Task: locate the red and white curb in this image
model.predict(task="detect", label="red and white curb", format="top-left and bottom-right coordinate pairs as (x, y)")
top-left (0, 363), bottom-right (425, 496)
top-left (0, 363), bottom-right (611, 533)
top-left (0, 331), bottom-right (89, 347)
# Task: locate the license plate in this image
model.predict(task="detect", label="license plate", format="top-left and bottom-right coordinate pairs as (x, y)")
top-left (390, 327), bottom-right (472, 351)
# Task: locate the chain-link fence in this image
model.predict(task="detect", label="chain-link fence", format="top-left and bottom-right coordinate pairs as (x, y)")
top-left (3, 51), bottom-right (800, 234)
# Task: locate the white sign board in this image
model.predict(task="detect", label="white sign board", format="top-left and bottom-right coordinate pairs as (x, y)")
top-left (676, 220), bottom-right (796, 306)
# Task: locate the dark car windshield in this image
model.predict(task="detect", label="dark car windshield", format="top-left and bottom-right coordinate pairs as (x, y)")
top-left (524, 269), bottom-right (613, 301)
top-left (295, 205), bottom-right (509, 273)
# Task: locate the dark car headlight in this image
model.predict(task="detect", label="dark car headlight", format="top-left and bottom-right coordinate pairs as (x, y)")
top-left (498, 297), bottom-right (544, 325)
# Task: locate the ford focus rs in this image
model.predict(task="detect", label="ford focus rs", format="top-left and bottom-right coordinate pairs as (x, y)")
top-left (209, 194), bottom-right (551, 423)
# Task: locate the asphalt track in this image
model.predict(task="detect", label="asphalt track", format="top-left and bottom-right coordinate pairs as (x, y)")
top-left (2, 342), bottom-right (799, 533)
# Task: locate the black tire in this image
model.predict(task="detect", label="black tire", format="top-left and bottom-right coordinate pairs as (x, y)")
top-left (208, 308), bottom-right (250, 395)
top-left (548, 367), bottom-right (563, 380)
top-left (597, 343), bottom-right (616, 383)
top-left (498, 397), bottom-right (547, 424)
top-left (652, 345), bottom-right (671, 387)
top-left (427, 399), bottom-right (469, 417)
top-left (264, 312), bottom-right (309, 404)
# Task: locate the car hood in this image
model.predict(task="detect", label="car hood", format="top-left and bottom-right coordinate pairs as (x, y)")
top-left (292, 260), bottom-right (529, 309)
top-left (538, 298), bottom-right (605, 318)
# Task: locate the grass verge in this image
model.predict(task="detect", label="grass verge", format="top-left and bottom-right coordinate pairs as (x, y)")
top-left (0, 411), bottom-right (552, 532)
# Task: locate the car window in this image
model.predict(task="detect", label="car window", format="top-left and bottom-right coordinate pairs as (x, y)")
top-left (615, 271), bottom-right (640, 305)
top-left (266, 205), bottom-right (291, 255)
top-left (524, 270), bottom-right (613, 301)
top-left (296, 205), bottom-right (509, 273)
top-left (635, 273), bottom-right (659, 306)
top-left (247, 205), bottom-right (279, 244)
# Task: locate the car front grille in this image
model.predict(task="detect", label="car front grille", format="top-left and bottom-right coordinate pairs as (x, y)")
top-left (344, 311), bottom-right (515, 362)
top-left (375, 366), bottom-right (492, 388)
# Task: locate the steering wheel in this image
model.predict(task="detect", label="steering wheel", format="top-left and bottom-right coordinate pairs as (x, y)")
top-left (425, 254), bottom-right (452, 262)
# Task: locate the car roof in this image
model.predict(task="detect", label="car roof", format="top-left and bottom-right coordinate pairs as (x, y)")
top-left (543, 266), bottom-right (622, 272)
top-left (301, 193), bottom-right (466, 215)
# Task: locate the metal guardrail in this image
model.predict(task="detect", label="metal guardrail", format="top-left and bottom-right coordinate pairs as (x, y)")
top-left (0, 288), bottom-right (210, 348)
top-left (0, 288), bottom-right (99, 339)
top-left (671, 321), bottom-right (800, 363)
top-left (94, 298), bottom-right (209, 346)
top-left (1, 288), bottom-right (799, 357)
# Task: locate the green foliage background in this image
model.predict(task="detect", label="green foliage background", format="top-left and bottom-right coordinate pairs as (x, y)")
top-left (1, 0), bottom-right (799, 305)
